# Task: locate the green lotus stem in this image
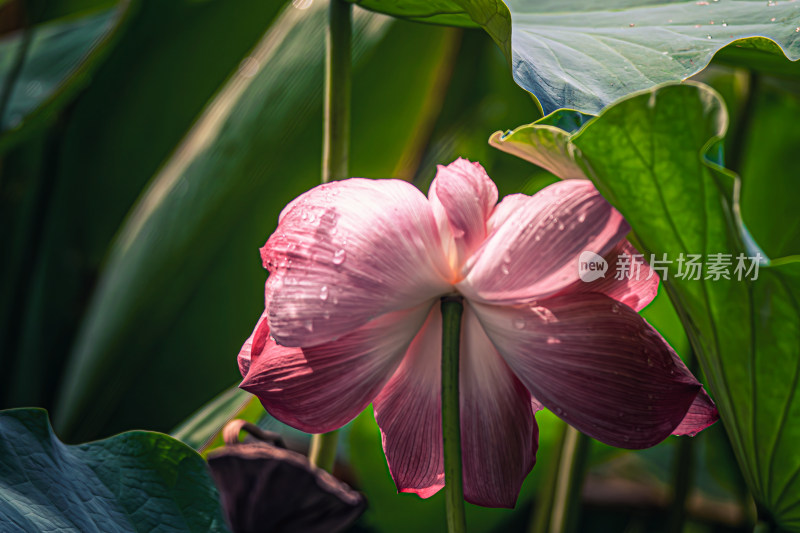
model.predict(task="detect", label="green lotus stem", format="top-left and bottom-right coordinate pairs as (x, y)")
top-left (667, 350), bottom-right (698, 533)
top-left (549, 426), bottom-right (591, 533)
top-left (322, 0), bottom-right (352, 183)
top-left (441, 295), bottom-right (467, 533)
top-left (528, 419), bottom-right (569, 533)
top-left (309, 0), bottom-right (352, 470)
top-left (309, 430), bottom-right (340, 472)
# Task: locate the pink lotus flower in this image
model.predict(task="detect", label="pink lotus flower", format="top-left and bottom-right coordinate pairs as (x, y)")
top-left (237, 159), bottom-right (717, 508)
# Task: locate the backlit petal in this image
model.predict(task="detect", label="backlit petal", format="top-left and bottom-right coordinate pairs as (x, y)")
top-left (460, 304), bottom-right (538, 508)
top-left (557, 240), bottom-right (659, 312)
top-left (459, 180), bottom-right (629, 305)
top-left (240, 302), bottom-right (433, 434)
top-left (428, 159), bottom-right (498, 274)
top-left (373, 306), bottom-right (444, 499)
top-left (262, 178), bottom-right (452, 347)
top-left (472, 293), bottom-right (714, 448)
top-left (673, 380), bottom-right (718, 436)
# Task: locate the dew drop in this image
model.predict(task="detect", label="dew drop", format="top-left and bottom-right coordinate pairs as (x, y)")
top-left (771, 17), bottom-right (777, 22)
top-left (611, 303), bottom-right (620, 314)
top-left (557, 222), bottom-right (565, 231)
top-left (513, 317), bottom-right (526, 330)
top-left (722, 20), bottom-right (728, 26)
top-left (503, 251), bottom-right (512, 264)
top-left (501, 264), bottom-right (510, 275)
top-left (319, 285), bottom-right (329, 301)
top-left (578, 213), bottom-right (587, 223)
top-left (304, 319), bottom-right (314, 332)
top-left (333, 249), bottom-right (346, 265)
top-left (301, 211), bottom-right (308, 221)
top-left (534, 234), bottom-right (542, 242)
top-left (706, 34), bottom-right (712, 39)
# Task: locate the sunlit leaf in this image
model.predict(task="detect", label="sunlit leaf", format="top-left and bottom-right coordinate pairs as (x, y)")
top-left (492, 82), bottom-right (800, 531)
top-left (0, 408), bottom-right (228, 532)
top-left (351, 0), bottom-right (800, 114)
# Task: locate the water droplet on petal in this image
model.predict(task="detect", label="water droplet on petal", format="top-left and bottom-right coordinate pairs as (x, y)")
top-left (501, 264), bottom-right (510, 275)
top-left (557, 222), bottom-right (565, 231)
top-left (319, 286), bottom-right (329, 301)
top-left (623, 436), bottom-right (630, 443)
top-left (534, 234), bottom-right (542, 242)
top-left (577, 213), bottom-right (587, 223)
top-left (611, 303), bottom-right (620, 314)
top-left (333, 249), bottom-right (346, 265)
top-left (512, 317), bottom-right (526, 330)
top-left (304, 320), bottom-right (314, 332)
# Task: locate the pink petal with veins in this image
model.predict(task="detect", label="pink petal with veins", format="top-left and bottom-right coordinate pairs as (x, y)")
top-left (262, 178), bottom-right (452, 348)
top-left (460, 304), bottom-right (538, 508)
top-left (459, 179), bottom-right (630, 305)
top-left (428, 159), bottom-right (498, 274)
top-left (472, 293), bottom-right (716, 449)
top-left (373, 305), bottom-right (444, 499)
top-left (240, 301), bottom-right (433, 434)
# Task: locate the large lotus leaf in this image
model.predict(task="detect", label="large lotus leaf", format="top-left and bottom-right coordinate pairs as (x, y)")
top-left (350, 0), bottom-right (800, 114)
top-left (0, 408), bottom-right (228, 532)
top-left (0, 2), bottom-right (132, 145)
top-left (491, 82), bottom-right (800, 530)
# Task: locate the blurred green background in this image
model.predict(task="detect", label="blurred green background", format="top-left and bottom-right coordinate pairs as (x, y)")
top-left (2, 0), bottom-right (798, 531)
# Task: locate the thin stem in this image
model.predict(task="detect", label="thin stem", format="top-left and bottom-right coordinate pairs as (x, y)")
top-left (529, 419), bottom-right (569, 533)
top-left (441, 295), bottom-right (466, 533)
top-left (309, 430), bottom-right (340, 472)
top-left (549, 426), bottom-right (591, 533)
top-left (666, 433), bottom-right (694, 533)
top-left (307, 0), bottom-right (352, 468)
top-left (322, 0), bottom-right (351, 183)
top-left (666, 350), bottom-right (698, 533)
top-left (728, 69), bottom-right (759, 176)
